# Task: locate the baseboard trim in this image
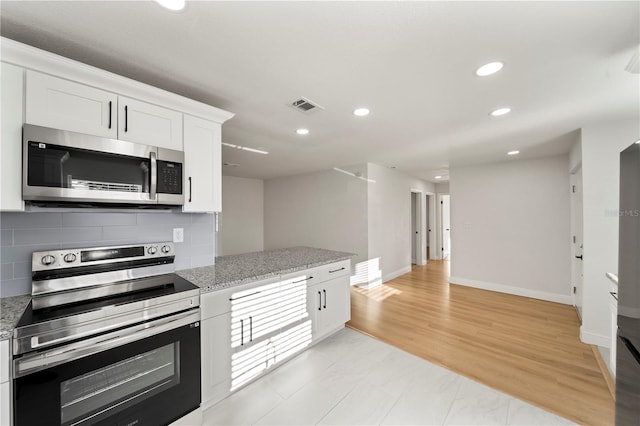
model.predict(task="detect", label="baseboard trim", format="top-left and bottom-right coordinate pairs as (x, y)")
top-left (383, 266), bottom-right (412, 283)
top-left (592, 345), bottom-right (616, 401)
top-left (449, 276), bottom-right (573, 305)
top-left (580, 327), bottom-right (610, 347)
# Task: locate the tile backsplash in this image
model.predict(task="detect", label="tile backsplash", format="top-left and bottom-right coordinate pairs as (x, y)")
top-left (0, 211), bottom-right (216, 297)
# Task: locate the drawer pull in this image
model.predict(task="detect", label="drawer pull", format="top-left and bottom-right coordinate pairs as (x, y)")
top-left (292, 276), bottom-right (313, 284)
top-left (229, 290), bottom-right (261, 301)
top-left (329, 267), bottom-right (345, 273)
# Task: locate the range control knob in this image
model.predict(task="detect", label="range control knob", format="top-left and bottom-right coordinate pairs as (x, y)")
top-left (161, 245), bottom-right (171, 254)
top-left (63, 253), bottom-right (77, 263)
top-left (147, 246), bottom-right (158, 255)
top-left (41, 255), bottom-right (56, 266)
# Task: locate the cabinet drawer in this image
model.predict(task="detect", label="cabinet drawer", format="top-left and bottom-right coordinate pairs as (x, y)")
top-left (315, 260), bottom-right (351, 283)
top-left (0, 339), bottom-right (9, 383)
top-left (201, 276), bottom-right (281, 320)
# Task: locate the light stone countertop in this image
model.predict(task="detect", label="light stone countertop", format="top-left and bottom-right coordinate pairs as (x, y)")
top-left (0, 247), bottom-right (354, 339)
top-left (177, 246), bottom-right (354, 292)
top-left (0, 295), bottom-right (31, 340)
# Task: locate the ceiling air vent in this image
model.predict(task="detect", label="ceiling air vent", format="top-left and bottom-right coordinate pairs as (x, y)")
top-left (290, 97), bottom-right (324, 114)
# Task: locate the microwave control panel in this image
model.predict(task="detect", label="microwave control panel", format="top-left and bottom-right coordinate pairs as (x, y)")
top-left (157, 161), bottom-right (183, 194)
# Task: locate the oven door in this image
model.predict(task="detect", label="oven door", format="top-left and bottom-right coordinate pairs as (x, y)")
top-left (13, 311), bottom-right (200, 426)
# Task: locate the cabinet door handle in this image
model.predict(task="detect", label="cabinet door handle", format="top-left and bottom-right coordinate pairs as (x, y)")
top-left (329, 267), bottom-right (345, 273)
top-left (318, 291), bottom-right (322, 311)
top-left (249, 316), bottom-right (253, 342)
top-left (240, 319), bottom-right (244, 346)
top-left (124, 105), bottom-right (128, 132)
top-left (188, 177), bottom-right (192, 202)
top-left (108, 101), bottom-right (112, 129)
top-left (323, 289), bottom-right (327, 309)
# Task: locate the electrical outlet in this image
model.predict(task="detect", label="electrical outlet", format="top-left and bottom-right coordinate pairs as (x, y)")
top-left (173, 228), bottom-right (184, 243)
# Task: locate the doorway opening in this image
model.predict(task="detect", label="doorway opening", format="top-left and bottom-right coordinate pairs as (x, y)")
top-left (426, 193), bottom-right (436, 260)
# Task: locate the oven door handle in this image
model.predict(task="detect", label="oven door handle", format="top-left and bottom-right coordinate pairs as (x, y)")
top-left (14, 309), bottom-right (199, 378)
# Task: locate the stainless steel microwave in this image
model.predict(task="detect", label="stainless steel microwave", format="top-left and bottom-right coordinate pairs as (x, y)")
top-left (23, 124), bottom-right (184, 207)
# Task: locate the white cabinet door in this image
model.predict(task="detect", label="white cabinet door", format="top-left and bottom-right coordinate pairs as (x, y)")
top-left (25, 70), bottom-right (117, 138)
top-left (182, 115), bottom-right (221, 212)
top-left (308, 277), bottom-right (350, 340)
top-left (0, 381), bottom-right (9, 426)
top-left (201, 313), bottom-right (231, 408)
top-left (1, 62), bottom-right (25, 211)
top-left (118, 96), bottom-right (182, 150)
top-left (0, 339), bottom-right (10, 426)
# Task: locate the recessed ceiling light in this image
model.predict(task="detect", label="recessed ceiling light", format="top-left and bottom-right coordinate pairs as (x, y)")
top-left (434, 176), bottom-right (442, 179)
top-left (507, 150), bottom-right (520, 155)
top-left (476, 61), bottom-right (504, 77)
top-left (353, 108), bottom-right (370, 117)
top-left (154, 0), bottom-right (185, 11)
top-left (490, 107), bottom-right (511, 116)
top-left (296, 128), bottom-right (309, 135)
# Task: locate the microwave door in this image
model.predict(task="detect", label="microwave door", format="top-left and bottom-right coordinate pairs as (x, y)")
top-left (23, 125), bottom-right (158, 205)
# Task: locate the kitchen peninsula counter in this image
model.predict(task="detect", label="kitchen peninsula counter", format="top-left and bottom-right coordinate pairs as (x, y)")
top-left (177, 246), bottom-right (354, 293)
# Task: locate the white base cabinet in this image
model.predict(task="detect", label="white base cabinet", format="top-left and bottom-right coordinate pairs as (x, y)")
top-left (201, 312), bottom-right (231, 409)
top-left (0, 339), bottom-right (11, 426)
top-left (200, 259), bottom-right (351, 409)
top-left (308, 276), bottom-right (350, 341)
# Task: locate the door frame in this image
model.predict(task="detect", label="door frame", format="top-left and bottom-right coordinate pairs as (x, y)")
top-left (426, 192), bottom-right (436, 260)
top-left (570, 163), bottom-right (584, 319)
top-left (436, 193), bottom-right (451, 260)
top-left (410, 189), bottom-right (426, 266)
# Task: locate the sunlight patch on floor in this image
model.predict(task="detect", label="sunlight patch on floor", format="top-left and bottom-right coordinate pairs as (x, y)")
top-left (352, 284), bottom-right (402, 302)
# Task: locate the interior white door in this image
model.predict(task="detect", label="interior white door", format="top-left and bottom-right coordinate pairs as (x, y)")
top-left (411, 192), bottom-right (417, 264)
top-left (442, 195), bottom-right (451, 260)
top-left (573, 166), bottom-right (584, 320)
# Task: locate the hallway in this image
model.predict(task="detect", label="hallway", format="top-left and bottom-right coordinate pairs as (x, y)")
top-left (347, 261), bottom-right (614, 425)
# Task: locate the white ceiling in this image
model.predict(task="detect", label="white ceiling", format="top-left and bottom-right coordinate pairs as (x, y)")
top-left (1, 1), bottom-right (638, 182)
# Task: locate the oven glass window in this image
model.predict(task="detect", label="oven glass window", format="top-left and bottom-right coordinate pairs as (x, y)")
top-left (28, 142), bottom-right (150, 193)
top-left (60, 343), bottom-right (180, 425)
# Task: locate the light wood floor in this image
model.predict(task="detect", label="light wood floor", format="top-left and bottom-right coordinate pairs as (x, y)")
top-left (347, 260), bottom-right (614, 425)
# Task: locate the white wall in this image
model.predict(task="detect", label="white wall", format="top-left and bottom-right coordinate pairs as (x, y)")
top-left (436, 182), bottom-right (450, 194)
top-left (449, 155), bottom-right (572, 303)
top-left (580, 119), bottom-right (640, 346)
top-left (218, 176), bottom-right (264, 256)
top-left (367, 163), bottom-right (435, 281)
top-left (264, 165), bottom-right (369, 268)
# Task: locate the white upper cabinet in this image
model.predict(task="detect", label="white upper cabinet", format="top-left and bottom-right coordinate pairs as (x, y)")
top-left (26, 70), bottom-right (117, 138)
top-left (25, 72), bottom-right (184, 150)
top-left (118, 96), bottom-right (182, 150)
top-left (1, 63), bottom-right (25, 211)
top-left (183, 114), bottom-right (222, 212)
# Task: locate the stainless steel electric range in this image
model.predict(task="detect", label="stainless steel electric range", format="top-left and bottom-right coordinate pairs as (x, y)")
top-left (12, 242), bottom-right (201, 426)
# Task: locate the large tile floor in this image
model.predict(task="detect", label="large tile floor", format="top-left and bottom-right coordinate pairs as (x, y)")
top-left (202, 328), bottom-right (575, 425)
